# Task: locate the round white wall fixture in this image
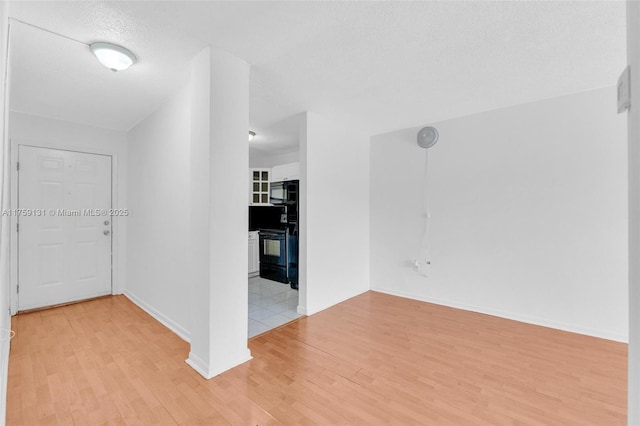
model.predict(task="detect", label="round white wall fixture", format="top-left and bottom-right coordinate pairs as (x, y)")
top-left (417, 126), bottom-right (439, 149)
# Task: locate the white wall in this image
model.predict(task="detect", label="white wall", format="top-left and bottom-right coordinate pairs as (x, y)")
top-left (299, 111), bottom-right (370, 315)
top-left (0, 4), bottom-right (10, 425)
top-left (370, 87), bottom-right (628, 342)
top-left (126, 86), bottom-right (191, 340)
top-left (249, 149), bottom-right (299, 168)
top-left (627, 1), bottom-right (640, 423)
top-left (0, 3), bottom-right (9, 318)
top-left (187, 48), bottom-right (212, 373)
top-left (9, 111), bottom-right (128, 302)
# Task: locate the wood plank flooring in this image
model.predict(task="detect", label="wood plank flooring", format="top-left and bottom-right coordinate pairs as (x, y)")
top-left (6, 292), bottom-right (626, 425)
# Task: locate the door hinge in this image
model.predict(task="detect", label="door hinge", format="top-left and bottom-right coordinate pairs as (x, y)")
top-left (16, 223), bottom-right (19, 233)
top-left (16, 162), bottom-right (19, 171)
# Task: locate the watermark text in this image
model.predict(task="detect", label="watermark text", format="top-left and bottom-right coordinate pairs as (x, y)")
top-left (1, 208), bottom-right (129, 217)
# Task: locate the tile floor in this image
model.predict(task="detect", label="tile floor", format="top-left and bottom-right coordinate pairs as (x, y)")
top-left (248, 276), bottom-right (302, 337)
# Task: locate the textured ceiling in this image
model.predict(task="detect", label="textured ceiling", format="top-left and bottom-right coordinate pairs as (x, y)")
top-left (7, 2), bottom-right (204, 131)
top-left (7, 1), bottom-right (626, 145)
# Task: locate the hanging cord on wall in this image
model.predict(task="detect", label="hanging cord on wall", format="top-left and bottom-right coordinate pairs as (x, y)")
top-left (413, 126), bottom-right (438, 277)
top-left (414, 149), bottom-right (432, 277)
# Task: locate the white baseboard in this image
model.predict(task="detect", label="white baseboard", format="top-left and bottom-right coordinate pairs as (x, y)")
top-left (207, 349), bottom-right (252, 378)
top-left (186, 349), bottom-right (252, 380)
top-left (185, 352), bottom-right (210, 378)
top-left (372, 286), bottom-right (627, 343)
top-left (124, 291), bottom-right (190, 343)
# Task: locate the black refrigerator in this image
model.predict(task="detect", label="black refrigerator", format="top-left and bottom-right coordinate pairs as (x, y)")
top-left (270, 180), bottom-right (299, 289)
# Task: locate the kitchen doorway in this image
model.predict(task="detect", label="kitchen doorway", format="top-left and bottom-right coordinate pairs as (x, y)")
top-left (248, 113), bottom-right (303, 337)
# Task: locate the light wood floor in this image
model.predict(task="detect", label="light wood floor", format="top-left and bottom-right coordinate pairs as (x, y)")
top-left (7, 292), bottom-right (626, 425)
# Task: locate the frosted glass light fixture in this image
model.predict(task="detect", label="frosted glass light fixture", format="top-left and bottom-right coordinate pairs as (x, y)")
top-left (90, 42), bottom-right (137, 72)
top-left (249, 131), bottom-right (256, 141)
top-left (417, 126), bottom-right (439, 149)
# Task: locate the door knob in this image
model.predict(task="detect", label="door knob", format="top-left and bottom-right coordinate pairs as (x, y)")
top-left (103, 230), bottom-right (110, 236)
top-left (104, 220), bottom-right (110, 225)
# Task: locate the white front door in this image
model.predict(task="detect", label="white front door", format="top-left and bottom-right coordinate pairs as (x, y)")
top-left (18, 146), bottom-right (112, 310)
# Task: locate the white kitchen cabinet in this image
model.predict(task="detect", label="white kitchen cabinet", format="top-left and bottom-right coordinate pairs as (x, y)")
top-left (270, 162), bottom-right (299, 182)
top-left (248, 231), bottom-right (259, 276)
top-left (249, 168), bottom-right (271, 205)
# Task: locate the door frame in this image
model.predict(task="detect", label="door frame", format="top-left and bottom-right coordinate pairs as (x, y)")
top-left (10, 138), bottom-right (122, 314)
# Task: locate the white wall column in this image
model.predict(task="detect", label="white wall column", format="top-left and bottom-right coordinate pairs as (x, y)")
top-left (187, 46), bottom-right (251, 378)
top-left (627, 2), bottom-right (640, 424)
top-left (298, 112), bottom-right (370, 316)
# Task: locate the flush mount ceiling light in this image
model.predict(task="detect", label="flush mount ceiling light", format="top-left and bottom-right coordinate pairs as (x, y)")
top-left (90, 42), bottom-right (137, 72)
top-left (248, 131), bottom-right (256, 141)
